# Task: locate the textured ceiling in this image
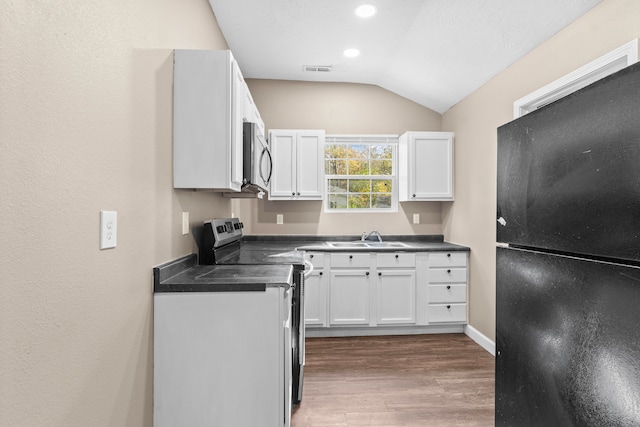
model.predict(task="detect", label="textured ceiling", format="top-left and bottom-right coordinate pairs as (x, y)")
top-left (208, 0), bottom-right (601, 113)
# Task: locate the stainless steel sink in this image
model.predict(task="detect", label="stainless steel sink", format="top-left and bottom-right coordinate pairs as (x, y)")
top-left (327, 241), bottom-right (410, 249)
top-left (364, 242), bottom-right (410, 248)
top-left (328, 242), bottom-right (369, 248)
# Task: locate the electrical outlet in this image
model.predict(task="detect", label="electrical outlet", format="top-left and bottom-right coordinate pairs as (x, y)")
top-left (100, 211), bottom-right (117, 249)
top-left (182, 212), bottom-right (189, 235)
top-left (277, 214), bottom-right (284, 225)
top-left (413, 214), bottom-right (420, 224)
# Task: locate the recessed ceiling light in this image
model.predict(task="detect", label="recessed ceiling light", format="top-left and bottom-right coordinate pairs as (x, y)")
top-left (355, 4), bottom-right (377, 18)
top-left (343, 48), bottom-right (360, 58)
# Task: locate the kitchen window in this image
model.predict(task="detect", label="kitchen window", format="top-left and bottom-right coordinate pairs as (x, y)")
top-left (324, 135), bottom-right (398, 212)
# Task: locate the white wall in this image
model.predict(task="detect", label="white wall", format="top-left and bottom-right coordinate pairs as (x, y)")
top-left (1, 1), bottom-right (231, 425)
top-left (4, 0), bottom-right (640, 424)
top-left (442, 0), bottom-right (640, 342)
top-left (239, 79), bottom-right (444, 236)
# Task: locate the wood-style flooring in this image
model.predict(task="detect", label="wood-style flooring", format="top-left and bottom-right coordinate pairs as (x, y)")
top-left (292, 334), bottom-right (495, 427)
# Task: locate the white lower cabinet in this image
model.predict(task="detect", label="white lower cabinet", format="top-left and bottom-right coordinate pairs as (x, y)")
top-left (154, 287), bottom-right (292, 427)
top-left (426, 252), bottom-right (468, 324)
top-left (329, 270), bottom-right (371, 325)
top-left (305, 272), bottom-right (326, 326)
top-left (428, 303), bottom-right (467, 323)
top-left (375, 270), bottom-right (416, 324)
top-left (304, 250), bottom-right (468, 333)
top-left (375, 252), bottom-right (416, 325)
top-left (304, 252), bottom-right (327, 326)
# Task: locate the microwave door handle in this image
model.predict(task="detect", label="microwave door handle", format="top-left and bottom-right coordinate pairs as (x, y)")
top-left (260, 147), bottom-right (273, 185)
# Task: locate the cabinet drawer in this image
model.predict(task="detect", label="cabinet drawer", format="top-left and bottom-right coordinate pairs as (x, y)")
top-left (428, 303), bottom-right (467, 323)
top-left (376, 253), bottom-right (416, 268)
top-left (429, 284), bottom-right (467, 303)
top-left (304, 252), bottom-right (325, 268)
top-left (428, 267), bottom-right (467, 283)
top-left (429, 252), bottom-right (467, 268)
top-left (331, 253), bottom-right (370, 268)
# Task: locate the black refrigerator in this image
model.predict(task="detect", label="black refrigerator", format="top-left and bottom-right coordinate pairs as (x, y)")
top-left (496, 62), bottom-right (640, 426)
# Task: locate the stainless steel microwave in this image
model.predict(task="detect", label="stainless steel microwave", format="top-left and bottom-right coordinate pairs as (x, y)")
top-left (242, 122), bottom-right (272, 195)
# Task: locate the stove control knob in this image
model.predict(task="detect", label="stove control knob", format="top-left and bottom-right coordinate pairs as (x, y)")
top-left (216, 225), bottom-right (225, 233)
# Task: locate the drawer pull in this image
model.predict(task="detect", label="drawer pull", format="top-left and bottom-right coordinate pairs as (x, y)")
top-left (447, 269), bottom-right (451, 273)
top-left (366, 272), bottom-right (370, 276)
top-left (395, 254), bottom-right (399, 259)
top-left (447, 285), bottom-right (451, 289)
top-left (447, 305), bottom-right (451, 309)
top-left (310, 254), bottom-right (314, 258)
top-left (319, 272), bottom-right (323, 276)
top-left (349, 255), bottom-right (353, 259)
top-left (447, 253), bottom-right (451, 257)
top-left (378, 272), bottom-right (382, 276)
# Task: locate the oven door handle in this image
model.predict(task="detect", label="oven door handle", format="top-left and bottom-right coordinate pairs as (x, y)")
top-left (303, 259), bottom-right (314, 278)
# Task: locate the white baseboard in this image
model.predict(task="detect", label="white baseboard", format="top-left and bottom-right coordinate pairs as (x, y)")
top-left (464, 324), bottom-right (495, 356)
top-left (306, 324), bottom-right (464, 338)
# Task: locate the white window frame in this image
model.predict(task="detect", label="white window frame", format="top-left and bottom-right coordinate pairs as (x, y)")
top-left (514, 39), bottom-right (638, 118)
top-left (324, 134), bottom-right (399, 213)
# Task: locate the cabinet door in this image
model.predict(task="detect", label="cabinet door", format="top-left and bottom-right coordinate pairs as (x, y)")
top-left (230, 58), bottom-right (245, 189)
top-left (304, 271), bottom-right (326, 326)
top-left (173, 50), bottom-right (241, 191)
top-left (269, 130), bottom-right (296, 198)
top-left (329, 270), bottom-right (370, 325)
top-left (296, 131), bottom-right (325, 199)
top-left (399, 132), bottom-right (454, 201)
top-left (411, 133), bottom-right (453, 200)
top-left (376, 270), bottom-right (416, 325)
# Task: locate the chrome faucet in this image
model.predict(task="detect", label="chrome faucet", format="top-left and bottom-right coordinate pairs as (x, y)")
top-left (361, 230), bottom-right (383, 242)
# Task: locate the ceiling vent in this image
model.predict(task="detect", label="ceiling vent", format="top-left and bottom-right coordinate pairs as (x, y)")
top-left (303, 65), bottom-right (333, 72)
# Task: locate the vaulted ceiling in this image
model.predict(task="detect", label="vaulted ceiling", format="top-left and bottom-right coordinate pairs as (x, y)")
top-left (208, 0), bottom-right (601, 113)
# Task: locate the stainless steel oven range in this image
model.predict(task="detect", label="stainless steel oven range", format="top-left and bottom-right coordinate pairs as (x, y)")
top-left (199, 217), bottom-right (306, 405)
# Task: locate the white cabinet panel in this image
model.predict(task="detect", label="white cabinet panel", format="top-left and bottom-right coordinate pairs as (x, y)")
top-left (399, 131), bottom-right (454, 201)
top-left (376, 270), bottom-right (416, 324)
top-left (154, 288), bottom-right (291, 426)
top-left (297, 132), bottom-right (324, 197)
top-left (331, 253), bottom-right (370, 268)
top-left (377, 253), bottom-right (416, 268)
top-left (429, 284), bottom-right (467, 303)
top-left (428, 252), bottom-right (467, 268)
top-left (269, 129), bottom-right (325, 200)
top-left (428, 268), bottom-right (467, 283)
top-left (304, 271), bottom-right (326, 326)
top-left (329, 270), bottom-right (370, 325)
top-left (173, 49), bottom-right (244, 191)
top-left (304, 252), bottom-right (325, 269)
top-left (270, 132), bottom-right (296, 198)
top-left (427, 303), bottom-right (467, 323)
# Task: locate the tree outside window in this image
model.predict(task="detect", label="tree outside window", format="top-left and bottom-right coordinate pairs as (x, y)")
top-left (325, 136), bottom-right (397, 212)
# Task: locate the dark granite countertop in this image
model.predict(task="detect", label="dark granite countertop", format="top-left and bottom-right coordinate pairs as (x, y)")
top-left (241, 235), bottom-right (470, 253)
top-left (153, 254), bottom-right (293, 293)
top-left (217, 242), bottom-right (306, 266)
top-left (154, 235), bottom-right (469, 293)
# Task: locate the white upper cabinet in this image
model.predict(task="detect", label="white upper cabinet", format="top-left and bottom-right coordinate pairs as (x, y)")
top-left (399, 131), bottom-right (454, 201)
top-left (173, 49), bottom-right (245, 191)
top-left (242, 81), bottom-right (265, 136)
top-left (268, 129), bottom-right (325, 200)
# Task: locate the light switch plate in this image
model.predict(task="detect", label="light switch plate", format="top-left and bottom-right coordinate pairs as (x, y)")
top-left (100, 211), bottom-right (117, 249)
top-left (277, 214), bottom-right (284, 225)
top-left (413, 214), bottom-right (420, 224)
top-left (182, 212), bottom-right (189, 235)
